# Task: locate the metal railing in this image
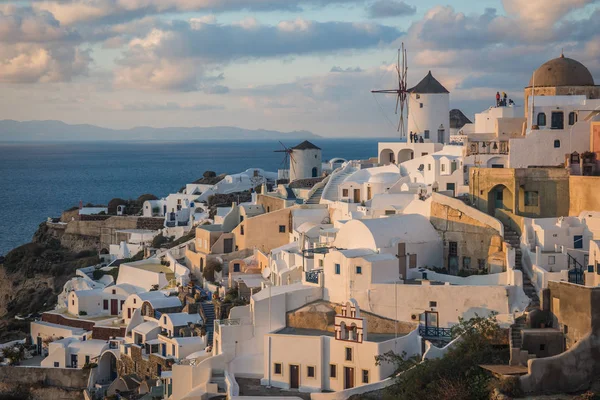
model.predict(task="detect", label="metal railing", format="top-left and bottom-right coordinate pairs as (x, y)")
top-left (214, 318), bottom-right (241, 334)
top-left (305, 270), bottom-right (321, 284)
top-left (418, 324), bottom-right (452, 339)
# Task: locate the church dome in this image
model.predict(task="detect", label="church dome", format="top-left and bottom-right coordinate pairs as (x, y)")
top-left (529, 54), bottom-right (595, 87)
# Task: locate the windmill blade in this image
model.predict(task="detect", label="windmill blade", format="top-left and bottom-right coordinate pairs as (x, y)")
top-left (395, 95), bottom-right (400, 115)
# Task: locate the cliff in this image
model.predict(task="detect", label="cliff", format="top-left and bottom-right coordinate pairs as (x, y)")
top-left (0, 223), bottom-right (100, 342)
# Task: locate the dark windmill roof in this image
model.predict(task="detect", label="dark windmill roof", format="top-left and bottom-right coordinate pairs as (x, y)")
top-left (409, 71), bottom-right (449, 94)
top-left (292, 140), bottom-right (321, 150)
top-left (449, 109), bottom-right (472, 130)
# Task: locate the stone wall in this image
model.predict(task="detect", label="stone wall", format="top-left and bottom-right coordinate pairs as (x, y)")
top-left (0, 366), bottom-right (89, 400)
top-left (119, 346), bottom-right (173, 381)
top-left (286, 301), bottom-right (417, 335)
top-left (92, 326), bottom-right (126, 341)
top-left (429, 198), bottom-right (503, 273)
top-left (42, 312), bottom-right (95, 331)
top-left (569, 176), bottom-right (600, 216)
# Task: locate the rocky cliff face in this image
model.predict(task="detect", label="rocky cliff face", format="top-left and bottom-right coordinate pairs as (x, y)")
top-left (0, 223), bottom-right (99, 342)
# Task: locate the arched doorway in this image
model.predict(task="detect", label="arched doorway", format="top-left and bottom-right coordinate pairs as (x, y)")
top-left (97, 351), bottom-right (118, 385)
top-left (487, 185), bottom-right (513, 215)
top-left (398, 149), bottom-right (414, 164)
top-left (312, 167), bottom-right (318, 177)
top-left (379, 149), bottom-right (395, 164)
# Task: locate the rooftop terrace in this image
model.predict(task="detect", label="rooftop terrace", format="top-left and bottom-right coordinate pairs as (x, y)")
top-left (274, 327), bottom-right (406, 342)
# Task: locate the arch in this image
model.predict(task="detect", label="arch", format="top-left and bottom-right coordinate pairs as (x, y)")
top-left (311, 167), bottom-right (318, 177)
top-left (329, 157), bottom-right (347, 165)
top-left (100, 248), bottom-right (109, 255)
top-left (398, 149), bottom-right (414, 164)
top-left (97, 350), bottom-right (118, 385)
top-left (349, 323), bottom-right (357, 341)
top-left (487, 184), bottom-right (514, 215)
top-left (537, 112), bottom-right (547, 127)
top-left (340, 321), bottom-right (347, 340)
top-left (379, 149), bottom-right (395, 164)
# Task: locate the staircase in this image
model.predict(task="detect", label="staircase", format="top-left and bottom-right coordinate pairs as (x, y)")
top-left (201, 302), bottom-right (216, 345)
top-left (510, 315), bottom-right (527, 350)
top-left (503, 224), bottom-right (540, 311)
top-left (305, 185), bottom-right (325, 204)
top-left (321, 166), bottom-right (358, 202)
top-left (209, 370), bottom-right (227, 394)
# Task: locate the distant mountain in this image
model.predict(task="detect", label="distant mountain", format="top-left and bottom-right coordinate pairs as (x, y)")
top-left (0, 120), bottom-right (321, 142)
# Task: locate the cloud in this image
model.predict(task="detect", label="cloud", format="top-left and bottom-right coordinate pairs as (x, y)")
top-left (330, 66), bottom-right (363, 73)
top-left (367, 1), bottom-right (416, 18)
top-left (33, 0), bottom-right (366, 26)
top-left (116, 101), bottom-right (225, 111)
top-left (114, 18), bottom-right (401, 90)
top-left (0, 7), bottom-right (91, 83)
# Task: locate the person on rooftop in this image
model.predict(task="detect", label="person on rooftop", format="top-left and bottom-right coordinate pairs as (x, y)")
top-left (496, 92), bottom-right (501, 107)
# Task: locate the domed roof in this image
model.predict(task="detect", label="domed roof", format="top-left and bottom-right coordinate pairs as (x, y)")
top-left (529, 54), bottom-right (595, 87)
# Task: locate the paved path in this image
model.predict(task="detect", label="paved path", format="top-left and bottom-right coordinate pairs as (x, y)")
top-left (237, 378), bottom-right (312, 400)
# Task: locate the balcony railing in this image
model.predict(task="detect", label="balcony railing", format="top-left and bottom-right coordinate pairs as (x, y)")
top-left (214, 318), bottom-right (241, 334)
top-left (418, 324), bottom-right (452, 339)
top-left (466, 141), bottom-right (509, 156)
top-left (305, 270), bottom-right (322, 284)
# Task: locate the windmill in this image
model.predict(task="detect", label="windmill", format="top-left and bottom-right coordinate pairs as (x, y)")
top-left (274, 141), bottom-right (296, 181)
top-left (371, 42), bottom-right (409, 138)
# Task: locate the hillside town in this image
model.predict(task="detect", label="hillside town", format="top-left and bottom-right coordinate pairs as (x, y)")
top-left (2, 53), bottom-right (600, 400)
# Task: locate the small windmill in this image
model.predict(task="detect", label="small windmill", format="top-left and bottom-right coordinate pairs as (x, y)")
top-left (274, 141), bottom-right (296, 180)
top-left (371, 42), bottom-right (409, 138)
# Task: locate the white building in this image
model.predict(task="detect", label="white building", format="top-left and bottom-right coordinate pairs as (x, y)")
top-left (408, 71), bottom-right (450, 144)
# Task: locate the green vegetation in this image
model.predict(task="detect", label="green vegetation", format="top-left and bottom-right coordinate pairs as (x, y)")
top-left (374, 314), bottom-right (508, 400)
top-left (93, 267), bottom-right (119, 282)
top-left (202, 259), bottom-right (223, 282)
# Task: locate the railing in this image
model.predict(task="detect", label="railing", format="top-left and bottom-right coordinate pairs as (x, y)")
top-left (466, 141), bottom-right (509, 156)
top-left (418, 325), bottom-right (452, 339)
top-left (305, 270), bottom-right (321, 284)
top-left (567, 253), bottom-right (585, 285)
top-left (214, 318), bottom-right (241, 334)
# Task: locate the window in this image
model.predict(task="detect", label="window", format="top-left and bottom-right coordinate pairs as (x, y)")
top-left (385, 210), bottom-right (395, 215)
top-left (524, 191), bottom-right (539, 206)
top-left (463, 257), bottom-right (471, 269)
top-left (319, 259), bottom-right (324, 267)
top-left (103, 300), bottom-right (109, 310)
top-left (492, 164), bottom-right (504, 168)
top-left (172, 344), bottom-right (176, 354)
top-left (551, 111), bottom-right (564, 129)
top-left (233, 263), bottom-right (240, 273)
top-left (342, 189), bottom-right (349, 197)
top-left (240, 225), bottom-right (244, 235)
top-left (54, 362), bottom-right (59, 368)
top-left (85, 355), bottom-right (90, 365)
top-left (424, 130), bottom-right (430, 139)
top-left (449, 241), bottom-right (458, 256)
top-left (72, 300), bottom-right (75, 306)
top-left (441, 164), bottom-right (446, 172)
top-left (540, 344), bottom-right (546, 351)
top-left (307, 366), bottom-right (315, 378)
top-left (345, 347), bottom-right (353, 361)
top-left (133, 298), bottom-right (136, 304)
top-left (240, 215), bottom-right (244, 222)
top-left (279, 225), bottom-right (286, 233)
top-left (478, 259), bottom-right (486, 270)
top-left (420, 103), bottom-right (423, 108)
top-left (421, 152), bottom-right (428, 156)
top-left (569, 111), bottom-right (577, 126)
top-left (416, 94), bottom-right (420, 99)
top-left (429, 301), bottom-right (437, 308)
top-left (274, 363), bottom-right (282, 375)
top-left (554, 140), bottom-right (561, 148)
top-left (574, 235), bottom-right (583, 249)
top-left (330, 364), bottom-right (337, 378)
top-left (548, 256), bottom-right (555, 265)
top-left (335, 264), bottom-right (341, 275)
top-left (362, 370), bottom-right (369, 384)
top-left (537, 112), bottom-right (546, 126)
top-left (428, 164), bottom-right (431, 171)
top-left (356, 266), bottom-right (362, 275)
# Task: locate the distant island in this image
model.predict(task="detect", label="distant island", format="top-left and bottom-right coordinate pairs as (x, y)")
top-left (0, 120), bottom-right (321, 142)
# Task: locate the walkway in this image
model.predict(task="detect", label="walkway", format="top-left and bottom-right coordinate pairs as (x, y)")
top-left (237, 378), bottom-right (311, 400)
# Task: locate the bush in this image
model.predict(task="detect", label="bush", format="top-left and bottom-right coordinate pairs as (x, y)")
top-left (82, 362), bottom-right (98, 370)
top-left (79, 311), bottom-right (87, 316)
top-left (152, 234), bottom-right (168, 248)
top-left (492, 376), bottom-right (523, 398)
top-left (203, 259), bottom-right (223, 282)
top-left (377, 313), bottom-right (507, 400)
top-left (137, 194), bottom-right (159, 204)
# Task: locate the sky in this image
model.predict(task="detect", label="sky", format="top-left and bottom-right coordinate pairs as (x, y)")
top-left (0, 0), bottom-right (599, 137)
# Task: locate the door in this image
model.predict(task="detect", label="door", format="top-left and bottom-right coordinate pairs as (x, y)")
top-left (353, 189), bottom-right (360, 203)
top-left (437, 129), bottom-right (445, 143)
top-left (409, 254), bottom-right (417, 269)
top-left (495, 189), bottom-right (504, 210)
top-left (71, 354), bottom-right (78, 368)
top-left (127, 308), bottom-right (131, 319)
top-left (36, 337), bottom-right (42, 355)
top-left (367, 186), bottom-right (372, 200)
top-left (551, 112), bottom-right (564, 129)
top-left (110, 299), bottom-right (118, 315)
top-left (397, 243), bottom-right (406, 279)
top-left (446, 183), bottom-right (455, 197)
top-left (425, 311), bottom-right (439, 328)
top-left (344, 367), bottom-right (355, 389)
top-left (312, 167), bottom-right (318, 177)
top-left (448, 256), bottom-right (459, 275)
top-left (223, 238), bottom-right (233, 253)
top-left (290, 365), bottom-right (300, 389)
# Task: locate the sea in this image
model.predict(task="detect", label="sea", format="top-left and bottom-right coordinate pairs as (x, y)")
top-left (0, 139), bottom-right (383, 255)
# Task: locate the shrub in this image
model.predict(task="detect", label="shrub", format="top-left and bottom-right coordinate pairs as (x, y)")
top-left (492, 376), bottom-right (523, 398)
top-left (152, 234), bottom-right (168, 249)
top-left (79, 311), bottom-right (87, 316)
top-left (82, 362), bottom-right (98, 370)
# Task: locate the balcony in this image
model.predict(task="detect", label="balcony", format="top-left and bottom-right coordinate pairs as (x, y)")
top-left (214, 318), bottom-right (241, 334)
top-left (418, 324), bottom-right (452, 340)
top-left (305, 269), bottom-right (322, 284)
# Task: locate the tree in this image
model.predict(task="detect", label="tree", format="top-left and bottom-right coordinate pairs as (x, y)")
top-left (203, 259), bottom-right (223, 282)
top-left (375, 313), bottom-right (508, 400)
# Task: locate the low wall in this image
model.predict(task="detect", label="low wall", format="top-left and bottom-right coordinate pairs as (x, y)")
top-left (42, 313), bottom-right (95, 331)
top-left (92, 326), bottom-right (126, 341)
top-left (520, 333), bottom-right (600, 394)
top-left (310, 376), bottom-right (394, 400)
top-left (0, 365), bottom-right (89, 388)
top-left (495, 209), bottom-right (524, 236)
